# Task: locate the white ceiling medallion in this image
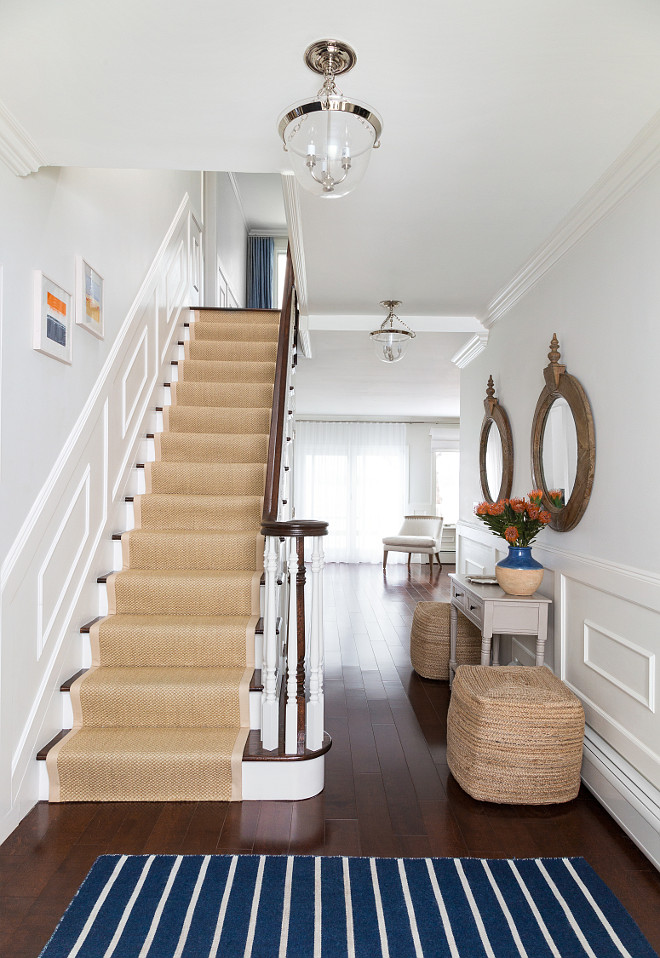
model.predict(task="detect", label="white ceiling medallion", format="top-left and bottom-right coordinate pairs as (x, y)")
top-left (278, 39), bottom-right (382, 198)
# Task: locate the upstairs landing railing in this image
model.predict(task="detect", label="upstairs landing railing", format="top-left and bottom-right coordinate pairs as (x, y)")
top-left (260, 249), bottom-right (328, 753)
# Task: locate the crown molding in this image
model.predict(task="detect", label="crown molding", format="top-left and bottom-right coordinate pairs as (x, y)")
top-left (281, 172), bottom-right (309, 321)
top-left (227, 172), bottom-right (248, 230)
top-left (484, 110), bottom-right (660, 328)
top-left (451, 331), bottom-right (489, 368)
top-left (0, 99), bottom-right (47, 175)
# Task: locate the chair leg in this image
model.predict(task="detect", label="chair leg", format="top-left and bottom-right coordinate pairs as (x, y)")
top-left (428, 553), bottom-right (433, 574)
top-left (407, 554), bottom-right (412, 570)
top-left (383, 550), bottom-right (388, 571)
top-left (436, 552), bottom-right (443, 572)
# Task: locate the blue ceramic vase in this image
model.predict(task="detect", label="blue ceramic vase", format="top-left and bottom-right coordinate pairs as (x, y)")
top-left (495, 546), bottom-right (544, 595)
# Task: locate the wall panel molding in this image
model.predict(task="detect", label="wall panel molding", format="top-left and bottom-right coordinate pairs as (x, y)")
top-left (458, 520), bottom-right (660, 864)
top-left (2, 193), bottom-right (196, 833)
top-left (583, 619), bottom-right (655, 712)
top-left (122, 328), bottom-right (149, 439)
top-left (37, 466), bottom-right (91, 658)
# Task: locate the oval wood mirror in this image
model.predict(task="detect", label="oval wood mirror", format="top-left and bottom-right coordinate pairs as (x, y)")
top-left (531, 335), bottom-right (595, 531)
top-left (479, 376), bottom-right (513, 503)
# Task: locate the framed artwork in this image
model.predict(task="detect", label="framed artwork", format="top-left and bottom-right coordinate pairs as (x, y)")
top-left (75, 257), bottom-right (104, 339)
top-left (33, 271), bottom-right (73, 364)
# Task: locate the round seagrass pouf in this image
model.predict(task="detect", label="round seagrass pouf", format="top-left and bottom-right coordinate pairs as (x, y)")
top-left (410, 602), bottom-right (482, 681)
top-left (447, 665), bottom-right (585, 804)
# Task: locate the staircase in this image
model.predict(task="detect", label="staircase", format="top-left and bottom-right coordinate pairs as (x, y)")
top-left (45, 308), bottom-right (278, 802)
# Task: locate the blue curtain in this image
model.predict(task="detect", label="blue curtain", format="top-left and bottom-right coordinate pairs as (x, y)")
top-left (247, 236), bottom-right (274, 309)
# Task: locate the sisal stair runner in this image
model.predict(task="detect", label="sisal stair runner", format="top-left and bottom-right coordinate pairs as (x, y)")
top-left (47, 309), bottom-right (279, 802)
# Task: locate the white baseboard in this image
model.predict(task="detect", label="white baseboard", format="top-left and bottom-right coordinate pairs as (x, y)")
top-left (581, 726), bottom-right (660, 872)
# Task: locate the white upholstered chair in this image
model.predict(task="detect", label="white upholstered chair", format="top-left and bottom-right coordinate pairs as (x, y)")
top-left (382, 515), bottom-right (444, 571)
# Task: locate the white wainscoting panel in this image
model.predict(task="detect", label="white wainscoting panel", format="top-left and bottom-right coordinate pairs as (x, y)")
top-left (162, 239), bottom-right (186, 361)
top-left (37, 466), bottom-right (90, 658)
top-left (121, 327), bottom-right (149, 439)
top-left (457, 520), bottom-right (660, 865)
top-left (584, 619), bottom-right (655, 711)
top-left (112, 294), bottom-right (158, 499)
top-left (0, 193), bottom-right (198, 840)
top-left (561, 572), bottom-right (660, 790)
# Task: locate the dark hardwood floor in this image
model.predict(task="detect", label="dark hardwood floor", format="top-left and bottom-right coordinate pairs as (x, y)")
top-left (2, 562), bottom-right (660, 956)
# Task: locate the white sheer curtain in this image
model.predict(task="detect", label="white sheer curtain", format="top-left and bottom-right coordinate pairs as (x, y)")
top-left (294, 421), bottom-right (408, 563)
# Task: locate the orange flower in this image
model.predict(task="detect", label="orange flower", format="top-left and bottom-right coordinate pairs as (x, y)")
top-left (475, 502), bottom-right (489, 515)
top-left (526, 503), bottom-right (540, 519)
top-left (488, 501), bottom-right (505, 515)
top-left (510, 499), bottom-right (526, 513)
top-left (529, 490), bottom-right (544, 503)
top-left (539, 511), bottom-right (552, 524)
top-left (505, 526), bottom-right (519, 543)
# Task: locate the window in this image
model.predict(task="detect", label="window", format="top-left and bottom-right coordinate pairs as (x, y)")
top-left (434, 449), bottom-right (459, 525)
top-left (294, 421), bottom-right (408, 563)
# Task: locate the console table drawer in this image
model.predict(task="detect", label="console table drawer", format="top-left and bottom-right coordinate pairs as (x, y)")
top-left (492, 602), bottom-right (540, 634)
top-left (463, 595), bottom-right (484, 628)
top-left (451, 582), bottom-right (468, 611)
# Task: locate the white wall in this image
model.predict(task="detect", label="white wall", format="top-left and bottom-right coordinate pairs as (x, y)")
top-left (458, 160), bottom-right (660, 865)
top-left (407, 422), bottom-right (440, 514)
top-left (0, 165), bottom-right (202, 557)
top-left (203, 173), bottom-right (247, 307)
top-left (0, 164), bottom-right (202, 842)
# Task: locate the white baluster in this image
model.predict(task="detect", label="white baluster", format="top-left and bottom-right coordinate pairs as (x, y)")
top-left (306, 536), bottom-right (325, 750)
top-left (285, 537), bottom-right (299, 754)
top-left (261, 535), bottom-right (279, 750)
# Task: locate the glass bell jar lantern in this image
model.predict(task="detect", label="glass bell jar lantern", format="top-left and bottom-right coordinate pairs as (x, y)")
top-left (370, 301), bottom-right (416, 363)
top-left (278, 39), bottom-right (382, 199)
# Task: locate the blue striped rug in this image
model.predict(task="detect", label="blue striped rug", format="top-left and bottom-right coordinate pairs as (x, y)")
top-left (39, 854), bottom-right (657, 957)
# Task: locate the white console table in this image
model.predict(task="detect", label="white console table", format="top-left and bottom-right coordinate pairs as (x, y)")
top-left (449, 573), bottom-right (552, 685)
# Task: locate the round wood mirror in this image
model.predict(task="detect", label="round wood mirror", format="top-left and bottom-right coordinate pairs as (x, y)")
top-left (479, 376), bottom-right (513, 503)
top-left (531, 335), bottom-right (595, 531)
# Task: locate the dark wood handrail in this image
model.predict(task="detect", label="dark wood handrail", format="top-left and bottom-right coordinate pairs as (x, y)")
top-left (262, 247), bottom-right (295, 524)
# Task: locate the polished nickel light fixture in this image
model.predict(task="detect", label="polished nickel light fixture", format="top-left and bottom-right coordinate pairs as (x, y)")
top-left (278, 39), bottom-right (382, 198)
top-left (370, 301), bottom-right (416, 363)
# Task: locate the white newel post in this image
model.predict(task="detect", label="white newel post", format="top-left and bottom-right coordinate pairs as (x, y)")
top-left (306, 536), bottom-right (325, 750)
top-left (285, 536), bottom-right (299, 754)
top-left (261, 535), bottom-right (279, 750)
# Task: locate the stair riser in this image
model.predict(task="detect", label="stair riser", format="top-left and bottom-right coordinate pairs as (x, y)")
top-left (145, 463), bottom-right (266, 497)
top-left (178, 360), bottom-right (276, 384)
top-left (191, 323), bottom-right (278, 343)
top-left (164, 407), bottom-right (271, 435)
top-left (73, 693), bottom-right (242, 728)
top-left (185, 342), bottom-right (277, 363)
top-left (61, 686), bottom-right (263, 731)
top-left (121, 534), bottom-right (264, 571)
top-left (156, 434), bottom-right (269, 464)
top-left (109, 573), bottom-right (260, 617)
top-left (171, 382), bottom-right (272, 409)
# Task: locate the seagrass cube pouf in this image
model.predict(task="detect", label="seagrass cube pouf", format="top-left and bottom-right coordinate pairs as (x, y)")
top-left (447, 665), bottom-right (585, 804)
top-left (410, 601), bottom-right (482, 681)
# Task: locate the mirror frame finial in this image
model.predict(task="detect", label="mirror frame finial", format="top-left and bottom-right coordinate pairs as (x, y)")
top-left (531, 334), bottom-right (595, 531)
top-left (479, 376), bottom-right (514, 503)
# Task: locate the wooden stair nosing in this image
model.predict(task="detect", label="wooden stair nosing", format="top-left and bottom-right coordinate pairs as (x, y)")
top-left (37, 729), bottom-right (71, 761)
top-left (243, 730), bottom-right (332, 762)
top-left (61, 669), bottom-right (86, 691)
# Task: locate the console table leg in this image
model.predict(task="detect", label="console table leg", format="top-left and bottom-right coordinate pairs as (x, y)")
top-left (480, 634), bottom-right (492, 667)
top-left (449, 603), bottom-right (458, 687)
top-left (492, 634), bottom-right (500, 666)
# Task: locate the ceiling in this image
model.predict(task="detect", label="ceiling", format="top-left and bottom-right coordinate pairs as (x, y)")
top-left (1, 0), bottom-right (659, 417)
